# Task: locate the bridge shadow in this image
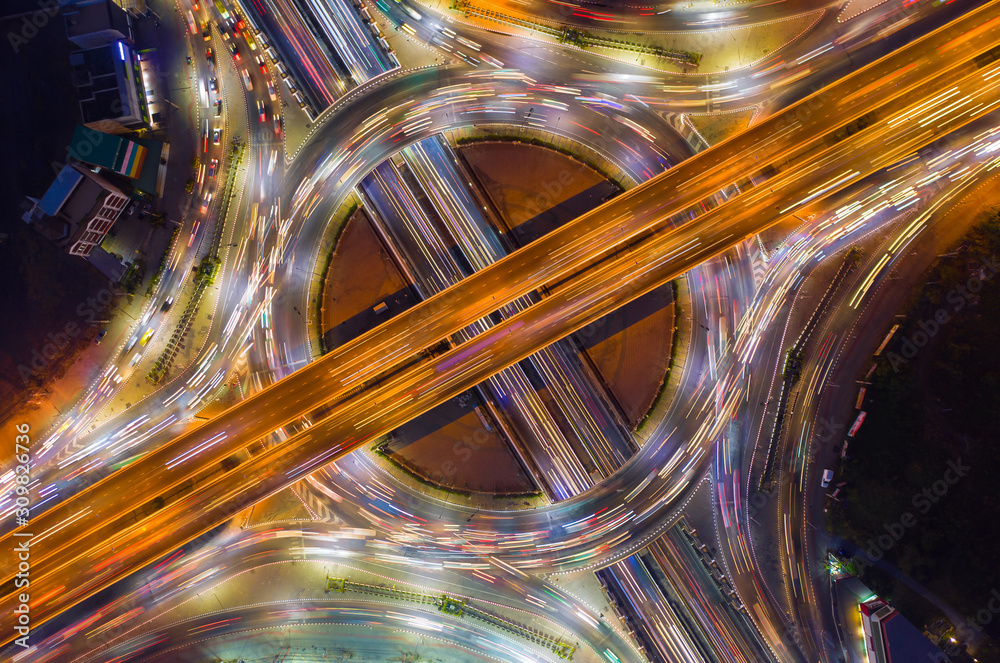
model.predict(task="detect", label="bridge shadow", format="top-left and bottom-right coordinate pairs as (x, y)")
top-left (321, 285), bottom-right (418, 352)
top-left (510, 181), bottom-right (619, 246)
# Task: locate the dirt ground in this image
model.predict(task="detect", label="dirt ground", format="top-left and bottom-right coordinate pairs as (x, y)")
top-left (460, 142), bottom-right (608, 237)
top-left (575, 286), bottom-right (676, 428)
top-left (381, 397), bottom-right (534, 494)
top-left (460, 141), bottom-right (676, 428)
top-left (319, 209), bottom-right (417, 351)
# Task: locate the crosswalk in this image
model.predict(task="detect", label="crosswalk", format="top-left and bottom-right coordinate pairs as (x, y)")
top-left (750, 236), bottom-right (770, 291)
top-left (296, 480), bottom-right (344, 524)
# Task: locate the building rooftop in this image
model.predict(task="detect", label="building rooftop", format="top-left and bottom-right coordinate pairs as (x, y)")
top-left (38, 165), bottom-right (84, 217)
top-left (859, 595), bottom-right (946, 662)
top-left (130, 136), bottom-right (164, 196)
top-left (70, 125), bottom-right (147, 179)
top-left (64, 0), bottom-right (131, 48)
top-left (881, 608), bottom-right (946, 662)
top-left (71, 46), bottom-right (128, 125)
top-left (69, 40), bottom-right (150, 130)
top-left (87, 245), bottom-right (128, 282)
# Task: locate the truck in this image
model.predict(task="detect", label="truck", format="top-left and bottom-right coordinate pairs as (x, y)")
top-left (373, 301), bottom-right (389, 315)
top-left (821, 469), bottom-right (834, 488)
top-left (847, 411), bottom-right (867, 438)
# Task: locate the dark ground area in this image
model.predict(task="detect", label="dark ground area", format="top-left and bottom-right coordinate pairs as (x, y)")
top-left (829, 208), bottom-right (1000, 662)
top-left (0, 11), bottom-right (115, 419)
top-left (0, 224), bottom-right (110, 418)
top-left (0, 8), bottom-right (80, 225)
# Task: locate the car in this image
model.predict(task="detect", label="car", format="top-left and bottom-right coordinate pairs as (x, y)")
top-left (215, 99), bottom-right (222, 116)
top-left (257, 100), bottom-right (266, 122)
top-left (160, 296), bottom-right (174, 312)
top-left (126, 200), bottom-right (139, 215)
top-left (139, 328), bottom-right (154, 346)
top-left (95, 329), bottom-right (108, 344)
top-left (256, 54), bottom-right (267, 75)
top-left (480, 53), bottom-right (504, 68)
top-left (241, 68), bottom-right (253, 90)
top-left (201, 191), bottom-right (213, 213)
top-left (267, 80), bottom-right (277, 101)
top-left (202, 24), bottom-right (211, 41)
top-left (206, 47), bottom-right (213, 60)
top-left (821, 469), bottom-right (834, 488)
top-left (209, 77), bottom-right (218, 93)
top-left (125, 334), bottom-right (138, 351)
top-left (208, 158), bottom-right (218, 178)
top-left (228, 42), bottom-right (239, 60)
top-left (273, 116), bottom-right (281, 135)
top-left (212, 128), bottom-right (221, 145)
